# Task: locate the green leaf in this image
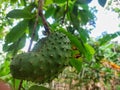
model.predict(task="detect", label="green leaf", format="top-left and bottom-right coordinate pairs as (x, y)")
top-left (53, 0), bottom-right (66, 4)
top-left (18, 34), bottom-right (26, 49)
top-left (0, 0), bottom-right (8, 4)
top-left (54, 6), bottom-right (65, 20)
top-left (0, 60), bottom-right (10, 77)
top-left (79, 10), bottom-right (90, 25)
top-left (5, 20), bottom-right (28, 43)
top-left (78, 28), bottom-right (89, 43)
top-left (10, 0), bottom-right (17, 4)
top-left (84, 43), bottom-right (95, 60)
top-left (70, 13), bottom-right (80, 29)
top-left (24, 3), bottom-right (36, 12)
top-left (72, 3), bottom-right (78, 16)
top-left (77, 0), bottom-right (92, 4)
top-left (99, 31), bottom-right (120, 45)
top-left (114, 8), bottom-right (120, 13)
top-left (19, 0), bottom-right (26, 6)
top-left (3, 34), bottom-right (26, 52)
top-left (7, 9), bottom-right (33, 19)
top-left (70, 58), bottom-right (82, 72)
top-left (98, 0), bottom-right (107, 7)
top-left (45, 0), bottom-right (53, 6)
top-left (45, 5), bottom-right (55, 18)
top-left (0, 28), bottom-right (4, 39)
top-left (29, 85), bottom-right (50, 90)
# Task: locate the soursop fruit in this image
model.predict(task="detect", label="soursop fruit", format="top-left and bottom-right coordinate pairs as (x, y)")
top-left (32, 37), bottom-right (47, 52)
top-left (10, 31), bottom-right (72, 83)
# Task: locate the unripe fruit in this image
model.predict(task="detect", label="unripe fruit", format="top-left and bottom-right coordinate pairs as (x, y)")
top-left (10, 31), bottom-right (72, 83)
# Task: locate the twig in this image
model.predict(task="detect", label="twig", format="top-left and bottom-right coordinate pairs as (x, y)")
top-left (28, 16), bottom-right (38, 51)
top-left (18, 80), bottom-right (23, 90)
top-left (61, 0), bottom-right (69, 24)
top-left (38, 0), bottom-right (50, 35)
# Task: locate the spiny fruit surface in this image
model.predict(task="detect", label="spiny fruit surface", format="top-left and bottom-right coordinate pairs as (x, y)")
top-left (10, 31), bottom-right (72, 83)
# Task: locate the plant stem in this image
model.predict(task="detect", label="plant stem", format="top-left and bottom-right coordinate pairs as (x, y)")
top-left (18, 80), bottom-right (23, 90)
top-left (28, 16), bottom-right (38, 51)
top-left (38, 0), bottom-right (50, 35)
top-left (61, 0), bottom-right (69, 24)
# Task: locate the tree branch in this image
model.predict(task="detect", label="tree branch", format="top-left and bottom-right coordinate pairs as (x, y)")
top-left (61, 0), bottom-right (69, 24)
top-left (38, 0), bottom-right (50, 35)
top-left (28, 16), bottom-right (39, 51)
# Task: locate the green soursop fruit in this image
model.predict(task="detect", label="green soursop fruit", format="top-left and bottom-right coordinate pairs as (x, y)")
top-left (32, 37), bottom-right (47, 52)
top-left (10, 31), bottom-right (72, 83)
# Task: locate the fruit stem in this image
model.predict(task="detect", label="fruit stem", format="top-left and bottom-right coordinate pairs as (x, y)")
top-left (61, 0), bottom-right (69, 24)
top-left (38, 0), bottom-right (50, 35)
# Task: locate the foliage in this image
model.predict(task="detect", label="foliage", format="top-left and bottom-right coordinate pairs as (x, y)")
top-left (0, 0), bottom-right (120, 90)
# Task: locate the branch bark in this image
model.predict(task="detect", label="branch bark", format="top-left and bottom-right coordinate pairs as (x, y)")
top-left (38, 0), bottom-right (50, 35)
top-left (61, 0), bottom-right (69, 24)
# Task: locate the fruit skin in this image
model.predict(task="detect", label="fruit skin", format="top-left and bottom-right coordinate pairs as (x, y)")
top-left (32, 37), bottom-right (46, 52)
top-left (10, 31), bottom-right (72, 83)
